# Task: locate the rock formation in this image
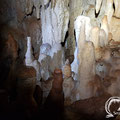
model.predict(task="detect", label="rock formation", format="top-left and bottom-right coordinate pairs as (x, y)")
top-left (63, 59), bottom-right (74, 106)
top-left (40, 0), bottom-right (69, 45)
top-left (1, 0), bottom-right (120, 119)
top-left (16, 65), bottom-right (38, 119)
top-left (44, 69), bottom-right (64, 119)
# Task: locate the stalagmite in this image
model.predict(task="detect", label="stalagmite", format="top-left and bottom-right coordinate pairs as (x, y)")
top-left (6, 33), bottom-right (18, 60)
top-left (44, 69), bottom-right (64, 118)
top-left (101, 15), bottom-right (109, 45)
top-left (99, 29), bottom-right (107, 47)
top-left (105, 0), bottom-right (114, 24)
top-left (25, 37), bottom-right (41, 84)
top-left (74, 16), bottom-right (91, 42)
top-left (90, 27), bottom-right (100, 49)
top-left (71, 15), bottom-right (91, 81)
top-left (25, 37), bottom-right (34, 66)
top-left (114, 0), bottom-right (120, 18)
top-left (63, 59), bottom-right (74, 106)
top-left (16, 65), bottom-right (38, 118)
top-left (78, 41), bottom-right (96, 99)
top-left (72, 15), bottom-right (96, 100)
top-left (90, 27), bottom-right (108, 60)
top-left (95, 0), bottom-right (103, 14)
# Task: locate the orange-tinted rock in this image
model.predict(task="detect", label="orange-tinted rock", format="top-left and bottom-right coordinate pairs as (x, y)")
top-left (16, 65), bottom-right (37, 119)
top-left (16, 65), bottom-right (36, 79)
top-left (70, 93), bottom-right (111, 120)
top-left (44, 69), bottom-right (64, 119)
top-left (6, 33), bottom-right (18, 60)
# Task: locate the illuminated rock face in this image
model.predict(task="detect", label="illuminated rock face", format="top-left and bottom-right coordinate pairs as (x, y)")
top-left (78, 42), bottom-right (95, 99)
top-left (71, 16), bottom-right (96, 100)
top-left (25, 37), bottom-right (64, 91)
top-left (114, 0), bottom-right (120, 18)
top-left (105, 0), bottom-right (114, 24)
top-left (71, 16), bottom-right (92, 81)
top-left (95, 0), bottom-right (103, 14)
top-left (63, 59), bottom-right (74, 105)
top-left (25, 37), bottom-right (34, 66)
top-left (109, 17), bottom-right (120, 42)
top-left (25, 37), bottom-right (41, 85)
top-left (3, 0), bottom-right (120, 107)
top-left (41, 0), bottom-right (69, 45)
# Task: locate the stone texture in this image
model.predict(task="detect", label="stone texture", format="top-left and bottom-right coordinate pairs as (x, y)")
top-left (95, 0), bottom-right (103, 14)
top-left (114, 0), bottom-right (120, 18)
top-left (6, 33), bottom-right (18, 60)
top-left (109, 17), bottom-right (120, 42)
top-left (70, 93), bottom-right (111, 120)
top-left (63, 60), bottom-right (74, 106)
top-left (41, 0), bottom-right (69, 45)
top-left (44, 69), bottom-right (64, 119)
top-left (16, 65), bottom-right (38, 119)
top-left (105, 0), bottom-right (114, 24)
top-left (71, 16), bottom-right (96, 100)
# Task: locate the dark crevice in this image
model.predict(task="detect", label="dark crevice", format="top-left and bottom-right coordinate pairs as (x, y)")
top-left (61, 20), bottom-right (70, 47)
top-left (74, 29), bottom-right (77, 46)
top-left (61, 31), bottom-right (68, 47)
top-left (113, 2), bottom-right (115, 12)
top-left (95, 9), bottom-right (100, 18)
top-left (26, 6), bottom-right (34, 17)
top-left (44, 0), bottom-right (51, 9)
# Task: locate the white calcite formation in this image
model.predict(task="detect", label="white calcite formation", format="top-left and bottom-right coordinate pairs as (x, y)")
top-left (38, 43), bottom-right (51, 63)
top-left (49, 43), bottom-right (65, 73)
top-left (25, 37), bottom-right (34, 66)
top-left (25, 37), bottom-right (65, 84)
top-left (25, 37), bottom-right (41, 85)
top-left (99, 29), bottom-right (107, 47)
top-left (114, 0), bottom-right (120, 18)
top-left (74, 16), bottom-right (91, 42)
top-left (71, 15), bottom-right (91, 81)
top-left (71, 15), bottom-right (96, 100)
top-left (78, 41), bottom-right (95, 99)
top-left (105, 0), bottom-right (114, 24)
top-left (90, 26), bottom-right (108, 61)
top-left (91, 27), bottom-right (100, 49)
top-left (38, 43), bottom-right (51, 80)
top-left (41, 0), bottom-right (69, 45)
top-left (95, 0), bottom-right (103, 14)
top-left (101, 15), bottom-right (109, 45)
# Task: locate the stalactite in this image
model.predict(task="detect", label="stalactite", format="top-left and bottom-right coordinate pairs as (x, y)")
top-left (101, 15), bottom-right (109, 45)
top-left (41, 0), bottom-right (69, 45)
top-left (105, 0), bottom-right (114, 24)
top-left (95, 0), bottom-right (103, 14)
top-left (114, 0), bottom-right (120, 18)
